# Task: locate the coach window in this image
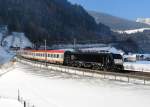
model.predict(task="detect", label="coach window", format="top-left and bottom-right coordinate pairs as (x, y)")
top-left (57, 54), bottom-right (59, 58)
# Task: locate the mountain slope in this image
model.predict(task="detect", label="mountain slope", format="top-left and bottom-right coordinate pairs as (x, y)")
top-left (88, 11), bottom-right (150, 30)
top-left (0, 0), bottom-right (113, 46)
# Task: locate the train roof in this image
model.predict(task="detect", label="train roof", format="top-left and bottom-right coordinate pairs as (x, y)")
top-left (23, 49), bottom-right (65, 53)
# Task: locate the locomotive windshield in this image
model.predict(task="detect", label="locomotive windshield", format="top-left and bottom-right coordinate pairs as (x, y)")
top-left (112, 53), bottom-right (123, 65)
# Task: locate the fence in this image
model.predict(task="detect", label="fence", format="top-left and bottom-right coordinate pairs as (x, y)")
top-left (17, 89), bottom-right (35, 107)
top-left (0, 89), bottom-right (35, 107)
top-left (16, 57), bottom-right (150, 86)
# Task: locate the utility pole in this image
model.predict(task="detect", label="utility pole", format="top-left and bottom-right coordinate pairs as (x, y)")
top-left (45, 39), bottom-right (47, 66)
top-left (73, 38), bottom-right (76, 50)
top-left (45, 39), bottom-right (47, 51)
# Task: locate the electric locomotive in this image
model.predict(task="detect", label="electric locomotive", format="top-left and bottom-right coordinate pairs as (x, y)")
top-left (64, 51), bottom-right (124, 71)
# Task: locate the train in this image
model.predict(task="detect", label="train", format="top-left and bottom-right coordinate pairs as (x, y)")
top-left (18, 49), bottom-right (124, 71)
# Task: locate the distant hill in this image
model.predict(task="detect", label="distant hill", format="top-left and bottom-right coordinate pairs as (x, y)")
top-left (88, 11), bottom-right (150, 30)
top-left (0, 0), bottom-right (114, 46)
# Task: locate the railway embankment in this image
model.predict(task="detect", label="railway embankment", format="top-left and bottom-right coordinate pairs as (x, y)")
top-left (17, 57), bottom-right (150, 85)
top-left (0, 60), bottom-right (16, 77)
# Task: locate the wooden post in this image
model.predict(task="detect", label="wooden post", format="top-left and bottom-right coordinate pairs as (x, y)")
top-left (104, 73), bottom-right (105, 79)
top-left (128, 76), bottom-right (129, 83)
top-left (18, 89), bottom-right (20, 101)
top-left (45, 39), bottom-right (47, 67)
top-left (24, 101), bottom-right (26, 107)
top-left (83, 70), bottom-right (84, 76)
top-left (144, 79), bottom-right (146, 85)
top-left (115, 75), bottom-right (116, 80)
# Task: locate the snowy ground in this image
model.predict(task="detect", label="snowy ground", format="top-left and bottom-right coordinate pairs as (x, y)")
top-left (0, 99), bottom-right (22, 107)
top-left (124, 61), bottom-right (150, 72)
top-left (1, 62), bottom-right (150, 107)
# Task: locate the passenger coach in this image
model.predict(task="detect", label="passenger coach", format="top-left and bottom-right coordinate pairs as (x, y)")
top-left (19, 49), bottom-right (65, 64)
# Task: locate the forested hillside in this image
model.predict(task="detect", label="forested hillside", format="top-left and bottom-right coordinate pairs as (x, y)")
top-left (0, 0), bottom-right (113, 46)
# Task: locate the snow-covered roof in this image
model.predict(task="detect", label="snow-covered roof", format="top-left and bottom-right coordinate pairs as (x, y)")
top-left (80, 47), bottom-right (124, 55)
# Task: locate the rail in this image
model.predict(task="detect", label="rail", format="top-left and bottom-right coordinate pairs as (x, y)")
top-left (16, 57), bottom-right (150, 85)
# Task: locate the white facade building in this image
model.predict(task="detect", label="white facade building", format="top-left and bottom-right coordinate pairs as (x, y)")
top-left (136, 18), bottom-right (150, 25)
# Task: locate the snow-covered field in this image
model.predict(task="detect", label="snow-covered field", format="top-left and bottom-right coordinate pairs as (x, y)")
top-left (1, 62), bottom-right (150, 107)
top-left (0, 99), bottom-right (22, 107)
top-left (124, 61), bottom-right (150, 72)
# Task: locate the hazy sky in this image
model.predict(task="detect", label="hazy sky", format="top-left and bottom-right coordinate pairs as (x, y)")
top-left (68, 0), bottom-right (150, 20)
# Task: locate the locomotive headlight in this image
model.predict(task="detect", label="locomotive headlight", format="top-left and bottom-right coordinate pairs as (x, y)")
top-left (114, 59), bottom-right (123, 64)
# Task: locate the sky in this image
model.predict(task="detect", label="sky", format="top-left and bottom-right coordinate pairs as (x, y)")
top-left (68, 0), bottom-right (150, 20)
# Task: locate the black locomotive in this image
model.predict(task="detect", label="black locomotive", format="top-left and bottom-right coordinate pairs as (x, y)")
top-left (64, 51), bottom-right (124, 71)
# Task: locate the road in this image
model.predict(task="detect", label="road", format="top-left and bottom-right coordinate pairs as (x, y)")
top-left (0, 62), bottom-right (150, 107)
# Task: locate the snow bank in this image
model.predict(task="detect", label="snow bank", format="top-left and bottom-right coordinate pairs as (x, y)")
top-left (0, 99), bottom-right (22, 107)
top-left (0, 46), bottom-right (13, 64)
top-left (124, 61), bottom-right (150, 72)
top-left (116, 28), bottom-right (150, 34)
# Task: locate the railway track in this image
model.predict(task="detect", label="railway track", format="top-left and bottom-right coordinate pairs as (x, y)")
top-left (16, 56), bottom-right (150, 80)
